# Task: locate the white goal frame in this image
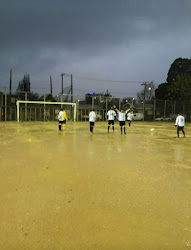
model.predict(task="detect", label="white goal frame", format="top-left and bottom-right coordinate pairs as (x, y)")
top-left (16, 100), bottom-right (76, 122)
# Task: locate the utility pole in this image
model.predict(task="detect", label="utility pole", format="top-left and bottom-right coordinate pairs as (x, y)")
top-left (71, 74), bottom-right (73, 103)
top-left (141, 82), bottom-right (147, 121)
top-left (9, 69), bottom-right (12, 120)
top-left (9, 69), bottom-right (12, 96)
top-left (28, 74), bottom-right (31, 92)
top-left (50, 76), bottom-right (52, 95)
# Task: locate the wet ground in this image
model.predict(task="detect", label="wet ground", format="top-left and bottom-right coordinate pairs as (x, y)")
top-left (0, 121), bottom-right (191, 249)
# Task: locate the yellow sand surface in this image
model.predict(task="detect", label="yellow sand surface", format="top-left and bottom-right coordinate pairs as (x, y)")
top-left (0, 121), bottom-right (191, 249)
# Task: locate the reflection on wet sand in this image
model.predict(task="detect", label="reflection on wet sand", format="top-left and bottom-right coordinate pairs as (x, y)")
top-left (0, 121), bottom-right (190, 249)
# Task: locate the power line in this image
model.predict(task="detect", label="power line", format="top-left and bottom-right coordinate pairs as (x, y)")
top-left (72, 75), bottom-right (147, 84)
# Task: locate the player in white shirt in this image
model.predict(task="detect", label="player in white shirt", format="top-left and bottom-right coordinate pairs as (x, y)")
top-left (58, 108), bottom-right (67, 131)
top-left (107, 107), bottom-right (116, 133)
top-left (175, 113), bottom-right (185, 138)
top-left (89, 109), bottom-right (96, 133)
top-left (127, 111), bottom-right (134, 128)
top-left (113, 106), bottom-right (131, 134)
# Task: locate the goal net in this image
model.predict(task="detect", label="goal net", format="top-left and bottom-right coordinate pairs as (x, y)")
top-left (16, 100), bottom-right (76, 122)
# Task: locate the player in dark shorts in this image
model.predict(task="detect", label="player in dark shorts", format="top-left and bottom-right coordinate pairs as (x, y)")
top-left (113, 106), bottom-right (131, 134)
top-left (175, 113), bottom-right (185, 138)
top-left (89, 110), bottom-right (96, 133)
top-left (107, 107), bottom-right (116, 133)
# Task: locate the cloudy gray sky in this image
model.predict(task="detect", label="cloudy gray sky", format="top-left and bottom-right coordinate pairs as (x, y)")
top-left (0, 0), bottom-right (191, 98)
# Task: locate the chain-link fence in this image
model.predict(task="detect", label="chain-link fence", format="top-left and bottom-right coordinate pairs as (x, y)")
top-left (0, 91), bottom-right (190, 121)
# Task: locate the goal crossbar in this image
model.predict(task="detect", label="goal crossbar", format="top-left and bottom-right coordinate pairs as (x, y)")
top-left (16, 100), bottom-right (76, 122)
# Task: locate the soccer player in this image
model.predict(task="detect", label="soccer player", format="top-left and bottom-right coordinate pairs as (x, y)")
top-left (89, 109), bottom-right (96, 133)
top-left (175, 113), bottom-right (185, 138)
top-left (113, 106), bottom-right (131, 134)
top-left (107, 107), bottom-right (116, 133)
top-left (127, 111), bottom-right (134, 127)
top-left (58, 108), bottom-right (67, 131)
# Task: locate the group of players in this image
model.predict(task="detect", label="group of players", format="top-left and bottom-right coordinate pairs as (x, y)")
top-left (89, 106), bottom-right (134, 134)
top-left (58, 107), bottom-right (186, 138)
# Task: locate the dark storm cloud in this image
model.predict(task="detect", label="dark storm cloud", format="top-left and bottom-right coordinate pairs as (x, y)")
top-left (0, 0), bottom-right (191, 95)
top-left (1, 0), bottom-right (189, 50)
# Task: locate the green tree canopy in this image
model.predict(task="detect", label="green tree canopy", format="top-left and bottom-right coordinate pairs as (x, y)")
top-left (167, 58), bottom-right (191, 84)
top-left (155, 58), bottom-right (191, 101)
top-left (155, 83), bottom-right (169, 100)
top-left (167, 74), bottom-right (191, 102)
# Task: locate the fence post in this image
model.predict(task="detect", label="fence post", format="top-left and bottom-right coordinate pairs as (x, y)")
top-left (9, 95), bottom-right (12, 121)
top-left (0, 92), bottom-right (2, 121)
top-left (164, 100), bottom-right (166, 118)
top-left (143, 100), bottom-right (145, 121)
top-left (106, 97), bottom-right (108, 116)
top-left (153, 99), bottom-right (156, 120)
top-left (25, 92), bottom-right (27, 121)
top-left (5, 91), bottom-right (7, 121)
top-left (44, 94), bottom-right (46, 121)
top-left (76, 96), bottom-right (79, 121)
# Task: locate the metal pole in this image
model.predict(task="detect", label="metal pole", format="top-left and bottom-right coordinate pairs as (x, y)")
top-left (71, 74), bottom-right (73, 103)
top-left (10, 69), bottom-right (12, 96)
top-left (17, 101), bottom-right (19, 122)
top-left (131, 98), bottom-right (134, 107)
top-left (119, 98), bottom-right (121, 110)
top-left (50, 76), bottom-right (52, 95)
top-left (106, 97), bottom-right (108, 116)
top-left (74, 104), bottom-right (76, 121)
top-left (61, 74), bottom-right (64, 108)
top-left (0, 92), bottom-right (2, 121)
top-left (154, 99), bottom-right (156, 120)
top-left (44, 94), bottom-right (46, 121)
top-left (76, 96), bottom-right (79, 121)
top-left (5, 91), bottom-right (7, 121)
top-left (164, 100), bottom-right (166, 118)
top-left (141, 82), bottom-right (147, 121)
top-left (70, 74), bottom-right (73, 120)
top-left (25, 92), bottom-right (27, 121)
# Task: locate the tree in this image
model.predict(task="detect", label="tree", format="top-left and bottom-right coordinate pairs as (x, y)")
top-left (155, 58), bottom-right (191, 100)
top-left (16, 74), bottom-right (31, 92)
top-left (155, 83), bottom-right (169, 100)
top-left (137, 82), bottom-right (155, 102)
top-left (167, 74), bottom-right (191, 102)
top-left (167, 58), bottom-right (191, 84)
top-left (16, 74), bottom-right (39, 101)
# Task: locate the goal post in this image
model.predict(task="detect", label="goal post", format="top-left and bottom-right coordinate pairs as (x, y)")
top-left (16, 100), bottom-right (76, 122)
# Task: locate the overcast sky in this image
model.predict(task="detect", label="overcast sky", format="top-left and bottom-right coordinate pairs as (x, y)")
top-left (0, 0), bottom-right (191, 98)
